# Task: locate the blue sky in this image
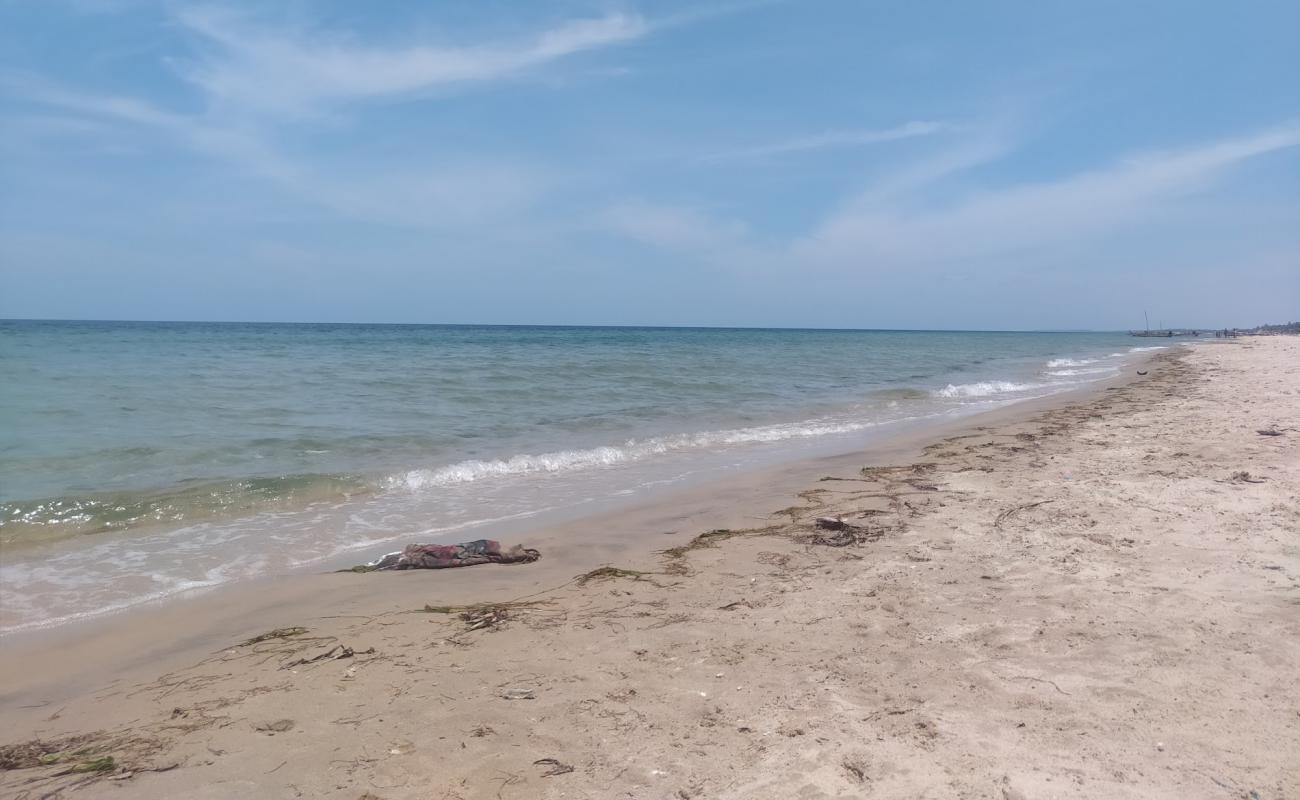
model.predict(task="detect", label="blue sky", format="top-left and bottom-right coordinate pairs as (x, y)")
top-left (1, 0), bottom-right (1297, 329)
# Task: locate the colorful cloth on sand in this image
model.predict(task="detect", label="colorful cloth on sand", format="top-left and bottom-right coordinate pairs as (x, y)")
top-left (359, 539), bottom-right (541, 572)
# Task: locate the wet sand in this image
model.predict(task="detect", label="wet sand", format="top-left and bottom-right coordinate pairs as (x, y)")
top-left (1, 337), bottom-right (1296, 799)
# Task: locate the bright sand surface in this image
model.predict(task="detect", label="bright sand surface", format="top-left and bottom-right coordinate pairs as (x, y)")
top-left (1, 337), bottom-right (1296, 799)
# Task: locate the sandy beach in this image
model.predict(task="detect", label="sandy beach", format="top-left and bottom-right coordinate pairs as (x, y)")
top-left (1, 337), bottom-right (1296, 799)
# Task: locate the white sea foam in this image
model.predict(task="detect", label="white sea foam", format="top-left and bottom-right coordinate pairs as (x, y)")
top-left (0, 573), bottom-right (225, 635)
top-left (934, 380), bottom-right (1040, 399)
top-left (3, 323), bottom-right (1156, 636)
top-left (1047, 367), bottom-right (1116, 377)
top-left (392, 447), bottom-right (633, 489)
top-left (387, 418), bottom-right (892, 491)
top-left (1129, 345), bottom-right (1168, 352)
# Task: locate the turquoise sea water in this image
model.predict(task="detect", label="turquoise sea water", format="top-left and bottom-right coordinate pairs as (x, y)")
top-left (0, 321), bottom-right (1164, 631)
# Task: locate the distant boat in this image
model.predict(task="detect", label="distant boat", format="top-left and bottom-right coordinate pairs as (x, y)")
top-left (1129, 309), bottom-right (1177, 337)
top-left (1129, 329), bottom-right (1206, 337)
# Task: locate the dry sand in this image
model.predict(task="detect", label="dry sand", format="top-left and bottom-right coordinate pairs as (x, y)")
top-left (1, 337), bottom-right (1297, 800)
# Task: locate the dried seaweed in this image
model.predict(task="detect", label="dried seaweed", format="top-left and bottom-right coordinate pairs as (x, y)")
top-left (0, 730), bottom-right (165, 778)
top-left (0, 735), bottom-right (99, 770)
top-left (420, 600), bottom-right (550, 615)
top-left (281, 644), bottom-right (375, 669)
top-left (660, 526), bottom-right (781, 561)
top-left (576, 566), bottom-right (656, 586)
top-left (238, 627), bottom-right (308, 647)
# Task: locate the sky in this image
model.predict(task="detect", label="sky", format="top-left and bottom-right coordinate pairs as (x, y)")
top-left (0, 0), bottom-right (1297, 329)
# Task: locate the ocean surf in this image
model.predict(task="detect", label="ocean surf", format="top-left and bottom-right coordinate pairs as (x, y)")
top-left (0, 321), bottom-right (1158, 632)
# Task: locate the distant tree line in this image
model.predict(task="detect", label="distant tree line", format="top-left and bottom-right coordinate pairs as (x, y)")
top-left (1243, 321), bottom-right (1300, 334)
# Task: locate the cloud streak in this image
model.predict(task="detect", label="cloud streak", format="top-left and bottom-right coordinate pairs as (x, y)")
top-left (802, 122), bottom-right (1300, 263)
top-left (703, 120), bottom-right (946, 162)
top-left (0, 7), bottom-right (665, 228)
top-left (600, 201), bottom-right (752, 253)
top-left (174, 8), bottom-right (649, 116)
top-left (600, 122), bottom-right (1300, 276)
top-left (1, 73), bottom-right (548, 229)
top-left (0, 72), bottom-right (302, 181)
top-left (2, 4), bottom-right (784, 234)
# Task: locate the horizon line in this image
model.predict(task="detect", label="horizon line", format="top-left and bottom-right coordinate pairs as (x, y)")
top-left (0, 317), bottom-right (1140, 334)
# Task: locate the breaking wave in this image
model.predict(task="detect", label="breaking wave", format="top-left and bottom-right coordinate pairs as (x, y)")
top-left (386, 417), bottom-right (892, 490)
top-left (1047, 367), bottom-right (1115, 377)
top-left (933, 381), bottom-right (1042, 399)
top-left (1, 474), bottom-right (372, 548)
top-left (1046, 357), bottom-right (1099, 368)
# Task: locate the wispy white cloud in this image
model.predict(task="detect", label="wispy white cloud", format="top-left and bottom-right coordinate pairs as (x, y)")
top-left (0, 72), bottom-right (547, 228)
top-left (5, 4), bottom-right (789, 234)
top-left (0, 73), bottom-right (189, 129)
top-left (702, 120), bottom-right (947, 162)
top-left (0, 71), bottom-right (301, 180)
top-left (0, 6), bottom-right (673, 228)
top-left (801, 122), bottom-right (1300, 264)
top-left (595, 199), bottom-right (788, 283)
top-left (173, 8), bottom-right (649, 116)
top-left (600, 201), bottom-right (752, 253)
top-left (842, 126), bottom-right (1015, 206)
top-left (601, 122), bottom-right (1300, 276)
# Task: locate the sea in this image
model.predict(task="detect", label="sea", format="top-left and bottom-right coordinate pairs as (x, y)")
top-left (0, 320), bottom-right (1170, 633)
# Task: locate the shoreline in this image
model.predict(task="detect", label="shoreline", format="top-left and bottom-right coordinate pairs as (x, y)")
top-left (3, 338), bottom-right (1296, 798)
top-left (0, 329), bottom-right (1158, 635)
top-left (0, 352), bottom-right (1157, 651)
top-left (0, 352), bottom-right (1159, 642)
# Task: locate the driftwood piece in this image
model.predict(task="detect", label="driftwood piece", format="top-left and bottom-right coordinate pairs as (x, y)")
top-left (533, 758), bottom-right (574, 777)
top-left (994, 500), bottom-right (1054, 528)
